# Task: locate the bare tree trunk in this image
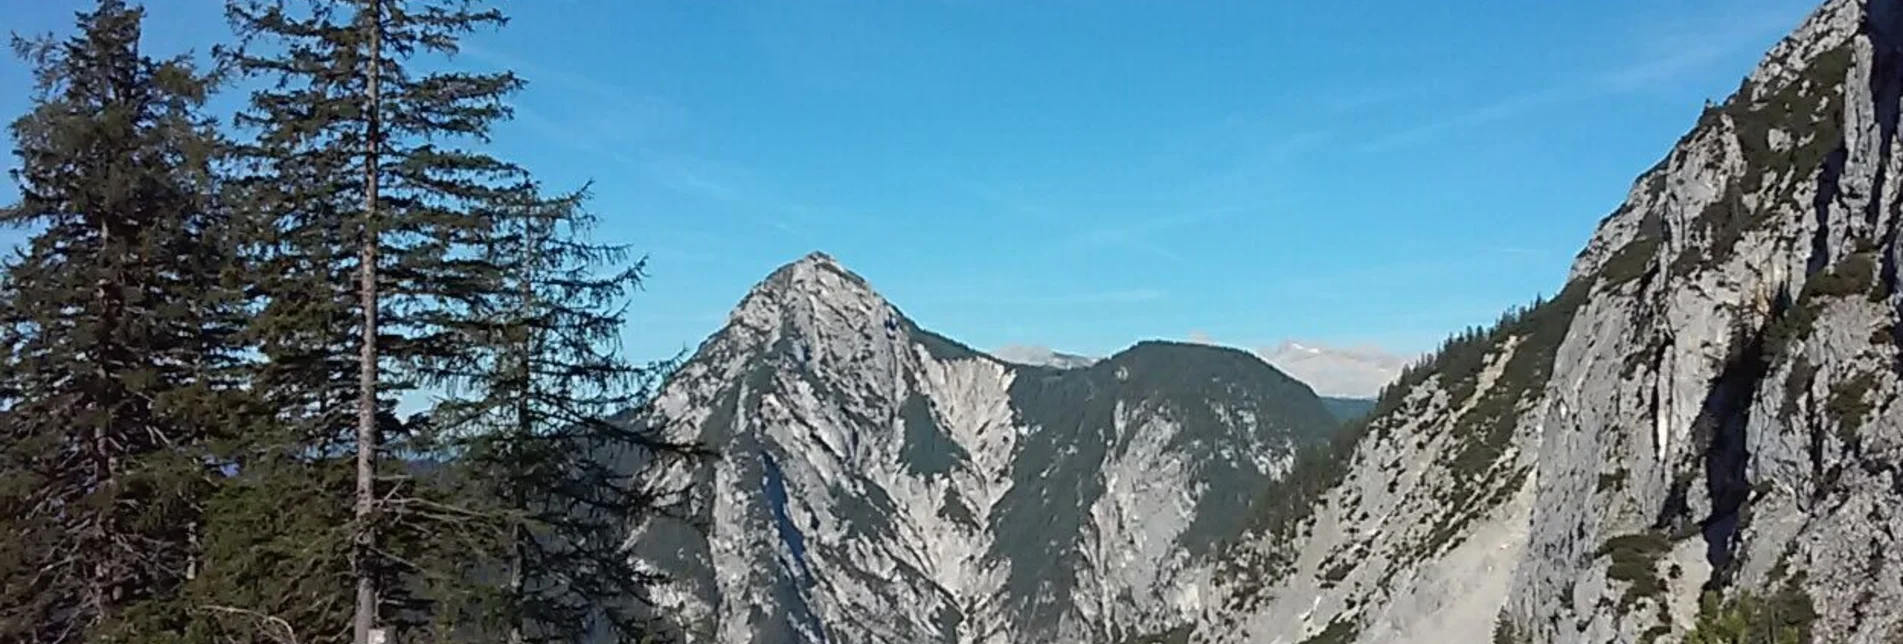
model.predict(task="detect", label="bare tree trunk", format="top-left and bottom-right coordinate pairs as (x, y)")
top-left (508, 210), bottom-right (539, 644)
top-left (353, 1), bottom-right (383, 643)
top-left (89, 215), bottom-right (116, 633)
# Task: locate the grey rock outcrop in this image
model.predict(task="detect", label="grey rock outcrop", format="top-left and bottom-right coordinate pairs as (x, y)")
top-left (629, 252), bottom-right (1339, 643)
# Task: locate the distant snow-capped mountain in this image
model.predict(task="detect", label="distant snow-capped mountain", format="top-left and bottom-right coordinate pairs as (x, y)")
top-left (1255, 340), bottom-right (1410, 399)
top-left (987, 344), bottom-right (1098, 369)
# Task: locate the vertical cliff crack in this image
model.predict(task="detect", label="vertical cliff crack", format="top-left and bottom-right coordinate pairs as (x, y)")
top-left (1686, 324), bottom-right (1771, 581)
top-left (1810, 146), bottom-right (1848, 276)
top-left (1867, 0), bottom-right (1903, 293)
top-left (760, 450), bottom-right (831, 643)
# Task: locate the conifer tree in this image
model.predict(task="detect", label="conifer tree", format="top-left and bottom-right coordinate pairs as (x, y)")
top-left (215, 0), bottom-right (532, 640)
top-left (436, 183), bottom-right (704, 643)
top-left (0, 1), bottom-right (246, 640)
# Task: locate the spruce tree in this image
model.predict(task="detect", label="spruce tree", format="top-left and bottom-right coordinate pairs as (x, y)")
top-left (213, 0), bottom-right (538, 641)
top-left (0, 1), bottom-right (247, 640)
top-left (437, 183), bottom-right (705, 643)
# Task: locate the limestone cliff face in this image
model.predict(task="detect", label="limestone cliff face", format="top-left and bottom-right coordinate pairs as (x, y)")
top-left (1189, 1), bottom-right (1903, 642)
top-left (628, 253), bottom-right (1339, 644)
top-left (1508, 0), bottom-right (1903, 640)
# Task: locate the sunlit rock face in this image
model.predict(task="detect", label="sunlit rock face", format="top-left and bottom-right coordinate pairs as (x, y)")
top-left (629, 252), bottom-right (1338, 643)
top-left (1187, 0), bottom-right (1903, 642)
top-left (631, 1), bottom-right (1903, 640)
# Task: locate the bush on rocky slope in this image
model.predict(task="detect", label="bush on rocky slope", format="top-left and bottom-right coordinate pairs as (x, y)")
top-left (1684, 582), bottom-right (1818, 644)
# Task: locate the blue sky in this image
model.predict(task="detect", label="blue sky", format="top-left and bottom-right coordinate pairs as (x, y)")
top-left (2, 0), bottom-right (1820, 363)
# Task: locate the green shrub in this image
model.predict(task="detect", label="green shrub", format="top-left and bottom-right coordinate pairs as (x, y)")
top-left (1826, 370), bottom-right (1879, 440)
top-left (1602, 213), bottom-right (1664, 286)
top-left (1298, 617), bottom-right (1360, 644)
top-left (1599, 532), bottom-right (1672, 608)
top-left (1492, 613), bottom-right (1531, 644)
top-left (1597, 469), bottom-right (1628, 494)
top-left (1805, 253), bottom-right (1876, 298)
top-left (1115, 625), bottom-right (1193, 644)
top-left (1684, 584), bottom-right (1818, 644)
top-left (1766, 253), bottom-right (1878, 363)
top-left (1779, 357), bottom-right (1816, 426)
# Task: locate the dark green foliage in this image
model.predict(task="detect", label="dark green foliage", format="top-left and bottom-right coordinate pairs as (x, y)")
top-left (1674, 43), bottom-right (1851, 272)
top-left (1765, 253), bottom-right (1882, 367)
top-left (1806, 253), bottom-right (1878, 298)
top-left (1685, 583), bottom-right (1818, 644)
top-left (1115, 624), bottom-right (1194, 644)
top-left (1321, 396), bottom-right (1376, 423)
top-left (1298, 617), bottom-right (1361, 644)
top-left (1414, 281), bottom-right (1589, 559)
top-left (1221, 277), bottom-right (1590, 600)
top-left (1729, 45), bottom-right (1851, 190)
top-left (1597, 468), bottom-right (1628, 494)
top-left (188, 456), bottom-right (359, 641)
top-left (1598, 532), bottom-right (1671, 608)
top-left (0, 2), bottom-right (250, 639)
top-left (0, 1), bottom-right (690, 641)
top-left (1601, 212), bottom-right (1665, 286)
top-left (993, 340), bottom-right (1338, 634)
top-left (204, 0), bottom-right (700, 640)
top-left (1217, 425), bottom-right (1358, 608)
top-left (211, 0), bottom-right (542, 637)
top-left (1117, 341), bottom-right (1340, 448)
top-left (442, 184), bottom-right (707, 642)
top-left (1493, 613), bottom-right (1531, 644)
top-left (1781, 357), bottom-right (1818, 426)
top-left (1825, 370), bottom-right (1879, 440)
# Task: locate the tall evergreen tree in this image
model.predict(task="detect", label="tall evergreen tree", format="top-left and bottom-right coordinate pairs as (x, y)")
top-left (211, 0), bottom-right (542, 641)
top-left (0, 1), bottom-right (247, 640)
top-left (435, 183), bottom-right (704, 643)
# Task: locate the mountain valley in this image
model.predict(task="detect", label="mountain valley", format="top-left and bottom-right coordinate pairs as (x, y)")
top-left (629, 0), bottom-right (1903, 641)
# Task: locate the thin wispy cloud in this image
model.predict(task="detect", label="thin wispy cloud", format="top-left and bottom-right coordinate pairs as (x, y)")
top-left (948, 177), bottom-right (1067, 224)
top-left (630, 150), bottom-right (873, 241)
top-left (951, 178), bottom-right (1255, 263)
top-left (1360, 5), bottom-right (1800, 152)
top-left (467, 45), bottom-right (775, 232)
top-left (1070, 203), bottom-right (1260, 262)
top-left (462, 43), bottom-right (688, 141)
top-left (922, 287), bottom-right (1168, 308)
top-left (1360, 87), bottom-right (1569, 152)
top-left (1059, 288), bottom-right (1168, 305)
top-left (1492, 246), bottom-right (1548, 257)
top-left (1321, 82), bottom-right (1434, 114)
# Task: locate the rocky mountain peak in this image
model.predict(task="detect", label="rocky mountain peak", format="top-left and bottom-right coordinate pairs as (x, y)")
top-left (742, 251), bottom-right (878, 309)
top-left (724, 251), bottom-right (909, 355)
top-left (631, 252), bottom-right (1346, 644)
